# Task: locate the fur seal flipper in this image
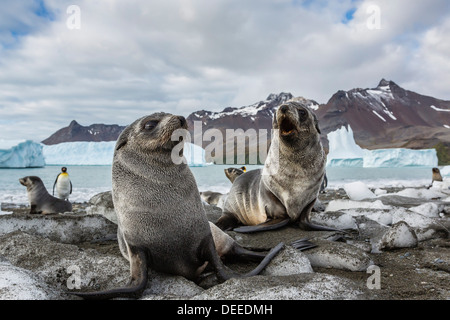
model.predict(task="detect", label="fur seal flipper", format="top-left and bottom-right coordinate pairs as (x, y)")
top-left (71, 112), bottom-right (283, 300)
top-left (72, 247), bottom-right (148, 300)
top-left (290, 238), bottom-right (317, 251)
top-left (233, 218), bottom-right (291, 233)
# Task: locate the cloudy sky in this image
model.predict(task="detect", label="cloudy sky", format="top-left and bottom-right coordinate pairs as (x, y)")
top-left (1, 0), bottom-right (449, 141)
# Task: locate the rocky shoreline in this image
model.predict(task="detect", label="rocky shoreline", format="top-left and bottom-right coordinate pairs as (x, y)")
top-left (0, 185), bottom-right (449, 300)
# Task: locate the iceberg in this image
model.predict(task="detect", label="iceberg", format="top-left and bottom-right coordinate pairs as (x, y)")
top-left (363, 148), bottom-right (438, 168)
top-left (43, 141), bottom-right (116, 166)
top-left (326, 126), bottom-right (364, 167)
top-left (326, 126), bottom-right (439, 168)
top-left (0, 140), bottom-right (45, 168)
top-left (42, 141), bottom-right (209, 166)
top-left (183, 142), bottom-right (211, 167)
top-left (441, 166), bottom-right (450, 177)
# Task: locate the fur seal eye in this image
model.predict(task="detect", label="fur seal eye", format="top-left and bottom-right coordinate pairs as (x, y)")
top-left (298, 109), bottom-right (307, 117)
top-left (144, 120), bottom-right (159, 131)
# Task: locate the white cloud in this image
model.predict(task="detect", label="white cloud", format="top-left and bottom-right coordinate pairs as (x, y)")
top-left (0, 0), bottom-right (449, 141)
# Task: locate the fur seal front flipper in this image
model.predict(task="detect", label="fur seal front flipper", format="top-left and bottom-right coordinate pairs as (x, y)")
top-left (296, 198), bottom-right (345, 232)
top-left (73, 247), bottom-right (148, 300)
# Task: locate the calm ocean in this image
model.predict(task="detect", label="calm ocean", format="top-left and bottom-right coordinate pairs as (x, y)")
top-left (0, 165), bottom-right (436, 205)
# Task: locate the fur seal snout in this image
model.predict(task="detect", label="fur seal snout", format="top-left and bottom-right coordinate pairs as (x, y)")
top-left (19, 176), bottom-right (72, 214)
top-left (72, 112), bottom-right (283, 300)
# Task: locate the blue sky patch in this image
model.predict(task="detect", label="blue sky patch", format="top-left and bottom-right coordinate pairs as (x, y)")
top-left (342, 7), bottom-right (356, 23)
top-left (33, 0), bottom-right (55, 21)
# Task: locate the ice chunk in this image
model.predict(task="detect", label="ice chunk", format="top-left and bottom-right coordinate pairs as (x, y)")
top-left (0, 140), bottom-right (45, 168)
top-left (409, 203), bottom-right (440, 218)
top-left (379, 221), bottom-right (418, 250)
top-left (344, 181), bottom-right (376, 200)
top-left (326, 199), bottom-right (392, 212)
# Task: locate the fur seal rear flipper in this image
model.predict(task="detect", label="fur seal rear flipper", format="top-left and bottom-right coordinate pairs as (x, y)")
top-left (70, 113), bottom-right (283, 300)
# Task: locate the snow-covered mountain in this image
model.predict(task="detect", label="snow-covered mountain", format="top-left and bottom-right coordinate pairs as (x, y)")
top-left (187, 92), bottom-right (320, 164)
top-left (37, 79), bottom-right (450, 165)
top-left (316, 79), bottom-right (450, 153)
top-left (187, 80), bottom-right (450, 164)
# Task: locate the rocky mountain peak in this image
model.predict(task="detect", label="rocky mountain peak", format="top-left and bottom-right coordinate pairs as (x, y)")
top-left (42, 121), bottom-right (126, 145)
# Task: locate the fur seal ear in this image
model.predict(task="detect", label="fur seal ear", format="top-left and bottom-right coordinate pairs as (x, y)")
top-left (312, 113), bottom-right (321, 134)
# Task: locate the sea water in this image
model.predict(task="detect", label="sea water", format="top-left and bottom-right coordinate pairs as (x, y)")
top-left (0, 165), bottom-right (437, 205)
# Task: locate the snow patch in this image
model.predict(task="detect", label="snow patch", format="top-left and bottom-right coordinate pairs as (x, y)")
top-left (372, 110), bottom-right (386, 122)
top-left (430, 105), bottom-right (450, 112)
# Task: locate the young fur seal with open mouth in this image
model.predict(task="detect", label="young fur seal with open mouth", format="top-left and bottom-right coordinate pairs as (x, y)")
top-left (216, 101), bottom-right (338, 233)
top-left (72, 112), bottom-right (283, 300)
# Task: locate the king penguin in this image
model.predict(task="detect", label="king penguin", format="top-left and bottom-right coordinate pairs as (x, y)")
top-left (53, 167), bottom-right (72, 201)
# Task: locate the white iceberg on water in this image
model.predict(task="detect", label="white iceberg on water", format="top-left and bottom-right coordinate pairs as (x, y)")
top-left (43, 141), bottom-right (116, 166)
top-left (326, 126), bottom-right (439, 168)
top-left (326, 126), bottom-right (364, 167)
top-left (0, 140), bottom-right (45, 168)
top-left (42, 141), bottom-right (209, 166)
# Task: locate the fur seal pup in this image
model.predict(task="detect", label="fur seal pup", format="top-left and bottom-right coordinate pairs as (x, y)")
top-left (200, 191), bottom-right (225, 206)
top-left (72, 112), bottom-right (283, 300)
top-left (427, 167), bottom-right (444, 189)
top-left (200, 167), bottom-right (246, 206)
top-left (432, 167), bottom-right (443, 183)
top-left (225, 166), bottom-right (246, 183)
top-left (216, 102), bottom-right (337, 233)
top-left (19, 176), bottom-right (72, 214)
top-left (53, 167), bottom-right (72, 200)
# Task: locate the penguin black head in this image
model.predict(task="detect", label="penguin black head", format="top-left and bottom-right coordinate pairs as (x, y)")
top-left (61, 167), bottom-right (67, 173)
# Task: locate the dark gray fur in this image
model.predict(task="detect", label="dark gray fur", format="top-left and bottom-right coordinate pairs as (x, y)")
top-left (72, 112), bottom-right (283, 299)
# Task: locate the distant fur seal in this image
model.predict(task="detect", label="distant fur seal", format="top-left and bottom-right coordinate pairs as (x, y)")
top-left (53, 167), bottom-right (72, 200)
top-left (216, 102), bottom-right (337, 233)
top-left (427, 167), bottom-right (444, 189)
top-left (432, 167), bottom-right (443, 183)
top-left (225, 166), bottom-right (246, 183)
top-left (200, 167), bottom-right (246, 206)
top-left (72, 112), bottom-right (283, 299)
top-left (200, 191), bottom-right (225, 206)
top-left (19, 176), bottom-right (72, 214)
